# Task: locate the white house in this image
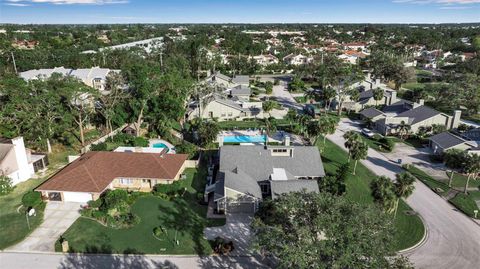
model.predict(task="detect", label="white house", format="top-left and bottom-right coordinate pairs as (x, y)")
top-left (283, 53), bottom-right (313, 65)
top-left (251, 54), bottom-right (279, 66)
top-left (0, 137), bottom-right (48, 186)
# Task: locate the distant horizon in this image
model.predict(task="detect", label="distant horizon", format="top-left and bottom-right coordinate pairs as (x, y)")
top-left (1, 22), bottom-right (480, 26)
top-left (1, 0), bottom-right (480, 25)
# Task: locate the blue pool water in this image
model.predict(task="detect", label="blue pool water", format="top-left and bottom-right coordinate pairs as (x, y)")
top-left (223, 135), bottom-right (267, 143)
top-left (152, 143), bottom-right (170, 152)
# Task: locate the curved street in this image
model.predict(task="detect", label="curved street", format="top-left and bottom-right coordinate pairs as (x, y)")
top-left (328, 118), bottom-right (480, 269)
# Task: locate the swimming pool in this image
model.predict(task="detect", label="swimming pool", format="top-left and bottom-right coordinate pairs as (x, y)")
top-left (152, 143), bottom-right (170, 152)
top-left (223, 135), bottom-right (267, 143)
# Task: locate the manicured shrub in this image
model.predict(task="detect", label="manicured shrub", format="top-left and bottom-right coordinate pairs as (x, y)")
top-left (211, 237), bottom-right (235, 255)
top-left (153, 226), bottom-right (166, 237)
top-left (175, 142), bottom-right (198, 159)
top-left (87, 199), bottom-right (102, 209)
top-left (22, 191), bottom-right (42, 207)
top-left (102, 189), bottom-right (128, 211)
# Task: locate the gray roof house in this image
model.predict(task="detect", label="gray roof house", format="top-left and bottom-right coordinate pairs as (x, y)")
top-left (187, 93), bottom-right (262, 121)
top-left (361, 97), bottom-right (462, 136)
top-left (428, 131), bottom-right (478, 155)
top-left (230, 85), bottom-right (251, 101)
top-left (212, 145), bottom-right (324, 214)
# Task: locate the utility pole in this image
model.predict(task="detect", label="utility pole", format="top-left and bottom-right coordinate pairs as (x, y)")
top-left (11, 52), bottom-right (18, 74)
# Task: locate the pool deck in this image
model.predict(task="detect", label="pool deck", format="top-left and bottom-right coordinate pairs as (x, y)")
top-left (218, 131), bottom-right (306, 145)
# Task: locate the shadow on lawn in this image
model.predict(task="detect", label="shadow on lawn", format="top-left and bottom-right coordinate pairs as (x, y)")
top-left (157, 196), bottom-right (210, 255)
top-left (58, 253), bottom-right (179, 269)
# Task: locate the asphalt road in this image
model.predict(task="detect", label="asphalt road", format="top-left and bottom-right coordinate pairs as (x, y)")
top-left (0, 252), bottom-right (272, 269)
top-left (329, 118), bottom-right (480, 269)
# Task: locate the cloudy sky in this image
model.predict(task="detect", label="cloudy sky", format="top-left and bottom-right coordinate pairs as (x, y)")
top-left (1, 0), bottom-right (479, 24)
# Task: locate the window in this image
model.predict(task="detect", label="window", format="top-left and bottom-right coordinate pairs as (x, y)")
top-left (221, 113), bottom-right (226, 117)
top-left (260, 183), bottom-right (270, 194)
top-left (272, 149), bottom-right (288, 153)
top-left (228, 112), bottom-right (233, 117)
top-left (120, 178), bottom-right (133, 185)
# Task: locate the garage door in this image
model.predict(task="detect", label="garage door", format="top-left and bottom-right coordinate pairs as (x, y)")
top-left (63, 192), bottom-right (93, 203)
top-left (227, 202), bottom-right (255, 213)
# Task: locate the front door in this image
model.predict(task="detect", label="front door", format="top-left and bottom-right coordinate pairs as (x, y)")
top-left (48, 192), bottom-right (62, 201)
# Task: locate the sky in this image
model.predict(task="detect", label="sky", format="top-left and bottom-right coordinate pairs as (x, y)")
top-left (0, 0), bottom-right (479, 24)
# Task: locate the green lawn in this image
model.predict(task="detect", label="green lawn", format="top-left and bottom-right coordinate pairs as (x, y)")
top-left (448, 172), bottom-right (480, 190)
top-left (0, 178), bottom-right (47, 249)
top-left (449, 192), bottom-right (480, 219)
top-left (57, 167), bottom-right (225, 254)
top-left (317, 138), bottom-right (425, 251)
top-left (294, 96), bottom-right (307, 103)
top-left (404, 165), bottom-right (449, 195)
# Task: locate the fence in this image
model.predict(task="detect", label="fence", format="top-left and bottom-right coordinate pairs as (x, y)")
top-left (81, 123), bottom-right (128, 153)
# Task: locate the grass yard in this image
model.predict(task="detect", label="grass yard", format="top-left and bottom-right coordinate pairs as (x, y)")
top-left (449, 192), bottom-right (480, 219)
top-left (404, 165), bottom-right (449, 195)
top-left (0, 178), bottom-right (47, 249)
top-left (57, 167), bottom-right (225, 254)
top-left (317, 138), bottom-right (425, 251)
top-left (448, 172), bottom-right (480, 190)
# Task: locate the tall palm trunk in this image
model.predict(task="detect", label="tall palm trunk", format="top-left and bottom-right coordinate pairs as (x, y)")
top-left (464, 174), bottom-right (472, 194)
top-left (353, 160), bottom-right (358, 175)
top-left (448, 170), bottom-right (454, 187)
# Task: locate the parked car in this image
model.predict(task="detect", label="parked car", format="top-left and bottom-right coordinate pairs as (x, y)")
top-left (361, 128), bottom-right (375, 138)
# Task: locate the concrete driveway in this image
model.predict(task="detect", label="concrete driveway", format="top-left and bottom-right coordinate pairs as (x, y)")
top-left (329, 118), bottom-right (480, 269)
top-left (204, 213), bottom-right (253, 255)
top-left (8, 202), bottom-right (82, 252)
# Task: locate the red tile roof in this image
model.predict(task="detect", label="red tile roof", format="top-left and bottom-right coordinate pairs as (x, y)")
top-left (36, 151), bottom-right (188, 193)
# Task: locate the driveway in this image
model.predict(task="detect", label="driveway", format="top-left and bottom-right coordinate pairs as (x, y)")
top-left (329, 118), bottom-right (480, 269)
top-left (7, 202), bottom-right (82, 252)
top-left (204, 213), bottom-right (253, 256)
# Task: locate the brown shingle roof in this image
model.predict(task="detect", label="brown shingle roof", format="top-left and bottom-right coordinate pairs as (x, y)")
top-left (36, 151), bottom-right (188, 193)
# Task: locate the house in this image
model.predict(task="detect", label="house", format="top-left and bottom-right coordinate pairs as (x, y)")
top-left (229, 85), bottom-right (251, 101)
top-left (343, 42), bottom-right (367, 51)
top-left (252, 54), bottom-right (279, 66)
top-left (363, 97), bottom-right (462, 136)
top-left (204, 71), bottom-right (236, 88)
top-left (0, 137), bottom-right (48, 186)
top-left (36, 151), bottom-right (188, 203)
top-left (12, 40), bottom-right (39, 50)
top-left (187, 93), bottom-right (262, 121)
top-left (19, 67), bottom-right (120, 93)
top-left (428, 132), bottom-right (478, 155)
top-left (122, 124), bottom-right (141, 137)
top-left (283, 53), bottom-right (313, 66)
top-left (338, 50), bottom-right (367, 64)
top-left (210, 145), bottom-right (324, 214)
top-left (337, 85), bottom-right (396, 113)
top-left (232, 75), bottom-right (250, 86)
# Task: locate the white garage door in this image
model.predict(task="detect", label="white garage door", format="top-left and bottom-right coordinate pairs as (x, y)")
top-left (63, 192), bottom-right (92, 203)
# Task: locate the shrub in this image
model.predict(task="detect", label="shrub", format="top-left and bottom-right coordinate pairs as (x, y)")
top-left (126, 191), bottom-right (151, 205)
top-left (379, 137), bottom-right (395, 151)
top-left (87, 199), bottom-right (102, 209)
top-left (153, 192), bottom-right (170, 200)
top-left (211, 237), bottom-right (235, 255)
top-left (133, 137), bottom-right (149, 147)
top-left (175, 142), bottom-right (198, 159)
top-left (102, 189), bottom-right (128, 211)
top-left (153, 226), bottom-right (166, 237)
top-left (22, 191), bottom-right (42, 207)
top-left (90, 142), bottom-right (108, 151)
top-left (372, 134), bottom-right (382, 141)
top-left (0, 175), bottom-right (14, 196)
top-left (153, 181), bottom-right (184, 196)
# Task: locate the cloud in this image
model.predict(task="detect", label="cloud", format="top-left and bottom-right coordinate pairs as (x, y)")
top-left (393, 0), bottom-right (480, 9)
top-left (5, 0), bottom-right (129, 5)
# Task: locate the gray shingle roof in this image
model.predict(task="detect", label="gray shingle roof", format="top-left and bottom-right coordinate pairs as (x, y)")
top-left (396, 105), bottom-right (441, 125)
top-left (216, 145), bottom-right (325, 199)
top-left (429, 132), bottom-right (472, 150)
top-left (270, 180), bottom-right (319, 199)
top-left (231, 85), bottom-right (251, 96)
top-left (360, 107), bottom-right (384, 119)
top-left (232, 75), bottom-right (250, 85)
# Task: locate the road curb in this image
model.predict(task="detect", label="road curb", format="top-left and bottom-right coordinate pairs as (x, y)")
top-left (397, 213), bottom-right (428, 254)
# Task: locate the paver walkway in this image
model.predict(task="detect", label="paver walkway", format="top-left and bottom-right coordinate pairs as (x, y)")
top-left (7, 202), bottom-right (82, 252)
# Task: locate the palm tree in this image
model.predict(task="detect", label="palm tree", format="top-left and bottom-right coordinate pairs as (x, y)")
top-left (444, 149), bottom-right (463, 187)
top-left (343, 130), bottom-right (362, 161)
top-left (262, 100), bottom-right (277, 118)
top-left (462, 153), bottom-right (480, 194)
top-left (372, 88), bottom-right (384, 107)
top-left (393, 172), bottom-right (416, 218)
top-left (307, 121), bottom-right (320, 145)
top-left (318, 116), bottom-right (338, 145)
top-left (350, 141), bottom-right (368, 175)
top-left (397, 121), bottom-right (411, 140)
top-left (371, 176), bottom-right (396, 213)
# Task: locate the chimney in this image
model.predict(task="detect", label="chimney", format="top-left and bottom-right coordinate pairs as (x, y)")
top-left (451, 110), bottom-right (462, 129)
top-left (284, 136), bottom-right (291, 146)
top-left (418, 99), bottom-right (425, 106)
top-left (389, 91), bottom-right (397, 105)
top-left (375, 78), bottom-right (381, 88)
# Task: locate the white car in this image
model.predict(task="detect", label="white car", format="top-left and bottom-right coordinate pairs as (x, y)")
top-left (361, 128), bottom-right (375, 138)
